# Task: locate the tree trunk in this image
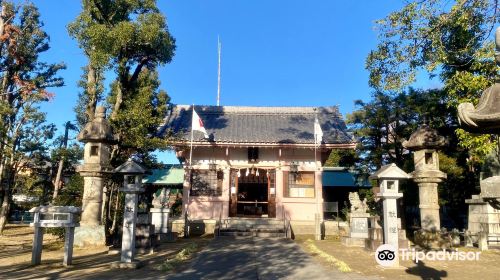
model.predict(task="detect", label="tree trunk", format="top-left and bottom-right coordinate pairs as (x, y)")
top-left (111, 83), bottom-right (123, 120)
top-left (109, 187), bottom-right (120, 235)
top-left (86, 64), bottom-right (98, 121)
top-left (52, 158), bottom-right (64, 201)
top-left (52, 122), bottom-right (72, 201)
top-left (107, 183), bottom-right (115, 220)
top-left (0, 188), bottom-right (10, 234)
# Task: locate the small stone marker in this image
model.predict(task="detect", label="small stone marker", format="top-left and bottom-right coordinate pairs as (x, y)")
top-left (150, 188), bottom-right (171, 234)
top-left (29, 206), bottom-right (81, 266)
top-left (112, 158), bottom-right (148, 268)
top-left (370, 163), bottom-right (410, 268)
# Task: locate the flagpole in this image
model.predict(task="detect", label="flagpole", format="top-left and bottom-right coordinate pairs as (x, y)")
top-left (314, 109), bottom-right (318, 169)
top-left (185, 104), bottom-right (195, 237)
top-left (189, 104), bottom-right (194, 167)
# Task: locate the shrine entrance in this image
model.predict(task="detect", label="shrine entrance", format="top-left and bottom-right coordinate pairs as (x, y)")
top-left (229, 168), bottom-right (276, 218)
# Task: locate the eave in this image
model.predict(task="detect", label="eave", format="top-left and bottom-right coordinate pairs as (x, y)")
top-left (170, 141), bottom-right (357, 149)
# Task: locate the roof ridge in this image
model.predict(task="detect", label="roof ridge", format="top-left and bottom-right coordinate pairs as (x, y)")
top-left (174, 104), bottom-right (340, 114)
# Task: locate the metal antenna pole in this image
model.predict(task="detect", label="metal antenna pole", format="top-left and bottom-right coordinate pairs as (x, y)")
top-left (217, 36), bottom-right (221, 106)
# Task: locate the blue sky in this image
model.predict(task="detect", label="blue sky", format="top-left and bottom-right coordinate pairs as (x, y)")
top-left (25, 1), bottom-right (439, 163)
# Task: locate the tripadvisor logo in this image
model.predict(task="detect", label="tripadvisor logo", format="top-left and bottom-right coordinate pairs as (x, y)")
top-left (375, 244), bottom-right (481, 267)
top-left (375, 244), bottom-right (397, 267)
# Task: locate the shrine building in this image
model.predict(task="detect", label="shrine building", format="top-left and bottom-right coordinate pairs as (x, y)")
top-left (160, 105), bottom-right (356, 232)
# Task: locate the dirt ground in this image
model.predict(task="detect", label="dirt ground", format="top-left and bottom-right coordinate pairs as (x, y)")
top-left (0, 224), bottom-right (210, 280)
top-left (295, 235), bottom-right (500, 280)
top-left (3, 225), bottom-right (500, 280)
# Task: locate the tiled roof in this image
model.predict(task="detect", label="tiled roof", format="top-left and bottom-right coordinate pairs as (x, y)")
top-left (143, 165), bottom-right (184, 185)
top-left (159, 105), bottom-right (354, 145)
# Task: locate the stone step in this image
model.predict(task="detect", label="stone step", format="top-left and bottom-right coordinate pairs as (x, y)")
top-left (218, 230), bottom-right (285, 238)
top-left (219, 223), bottom-right (283, 229)
top-left (221, 218), bottom-right (283, 226)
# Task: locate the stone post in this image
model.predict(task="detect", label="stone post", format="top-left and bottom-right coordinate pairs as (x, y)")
top-left (370, 163), bottom-right (410, 268)
top-left (121, 176), bottom-right (141, 264)
top-left (314, 213), bottom-right (321, 241)
top-left (379, 191), bottom-right (403, 253)
top-left (403, 125), bottom-right (447, 231)
top-left (63, 227), bottom-right (75, 266)
top-left (31, 212), bottom-right (43, 265)
top-left (112, 159), bottom-right (148, 269)
top-left (74, 107), bottom-right (116, 247)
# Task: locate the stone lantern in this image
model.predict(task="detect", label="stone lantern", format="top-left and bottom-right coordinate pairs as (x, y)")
top-left (458, 26), bottom-right (500, 249)
top-left (74, 106), bottom-right (117, 247)
top-left (370, 163), bottom-right (410, 267)
top-left (403, 125), bottom-right (447, 231)
top-left (113, 158), bottom-right (147, 268)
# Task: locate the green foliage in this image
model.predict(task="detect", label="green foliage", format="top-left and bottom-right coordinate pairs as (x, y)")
top-left (108, 69), bottom-right (170, 155)
top-left (367, 0), bottom-right (498, 91)
top-left (358, 188), bottom-right (381, 216)
top-left (68, 0), bottom-right (175, 69)
top-left (324, 149), bottom-right (356, 168)
top-left (367, 0), bottom-right (499, 166)
top-left (347, 88), bottom-right (455, 172)
top-left (0, 1), bottom-right (65, 232)
top-left (52, 174), bottom-right (84, 207)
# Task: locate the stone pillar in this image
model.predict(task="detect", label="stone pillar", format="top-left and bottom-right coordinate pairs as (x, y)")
top-left (31, 223), bottom-right (43, 265)
top-left (63, 227), bottom-right (75, 266)
top-left (414, 179), bottom-right (441, 230)
top-left (81, 177), bottom-right (104, 225)
top-left (121, 183), bottom-right (141, 263)
top-left (381, 193), bottom-right (403, 249)
top-left (370, 163), bottom-right (410, 268)
top-left (112, 159), bottom-right (147, 268)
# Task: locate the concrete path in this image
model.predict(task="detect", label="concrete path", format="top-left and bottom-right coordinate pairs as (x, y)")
top-left (167, 236), bottom-right (376, 280)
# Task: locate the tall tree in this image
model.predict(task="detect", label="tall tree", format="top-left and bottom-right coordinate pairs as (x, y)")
top-left (68, 0), bottom-right (176, 238)
top-left (366, 0), bottom-right (499, 165)
top-left (0, 2), bottom-right (64, 233)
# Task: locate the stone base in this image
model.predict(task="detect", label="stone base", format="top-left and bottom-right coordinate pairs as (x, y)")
top-left (110, 260), bottom-right (142, 269)
top-left (365, 239), bottom-right (383, 251)
top-left (156, 232), bottom-right (178, 243)
top-left (466, 194), bottom-right (500, 246)
top-left (150, 208), bottom-right (170, 234)
top-left (480, 176), bottom-right (500, 198)
top-left (341, 236), bottom-right (366, 247)
top-left (74, 225), bottom-right (106, 247)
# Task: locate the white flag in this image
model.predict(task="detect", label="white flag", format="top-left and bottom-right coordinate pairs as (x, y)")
top-left (314, 117), bottom-right (323, 145)
top-left (192, 109), bottom-right (209, 139)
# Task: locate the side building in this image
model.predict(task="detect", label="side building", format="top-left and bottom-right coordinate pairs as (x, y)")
top-left (160, 105), bottom-right (356, 234)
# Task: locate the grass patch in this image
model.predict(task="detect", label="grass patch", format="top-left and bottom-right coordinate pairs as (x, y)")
top-left (157, 242), bottom-right (198, 272)
top-left (304, 239), bottom-right (352, 272)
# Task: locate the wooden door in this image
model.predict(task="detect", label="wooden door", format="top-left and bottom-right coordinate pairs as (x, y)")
top-left (268, 170), bottom-right (276, 218)
top-left (229, 169), bottom-right (238, 217)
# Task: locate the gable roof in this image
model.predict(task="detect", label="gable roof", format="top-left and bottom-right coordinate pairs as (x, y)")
top-left (159, 105), bottom-right (355, 147)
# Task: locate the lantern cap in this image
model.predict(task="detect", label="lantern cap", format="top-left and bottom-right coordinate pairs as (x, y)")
top-left (369, 163), bottom-right (411, 180)
top-left (114, 158), bottom-right (149, 175)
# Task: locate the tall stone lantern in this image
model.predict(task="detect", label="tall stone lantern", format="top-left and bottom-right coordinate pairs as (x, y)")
top-left (74, 106), bottom-right (117, 247)
top-left (403, 125), bottom-right (447, 231)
